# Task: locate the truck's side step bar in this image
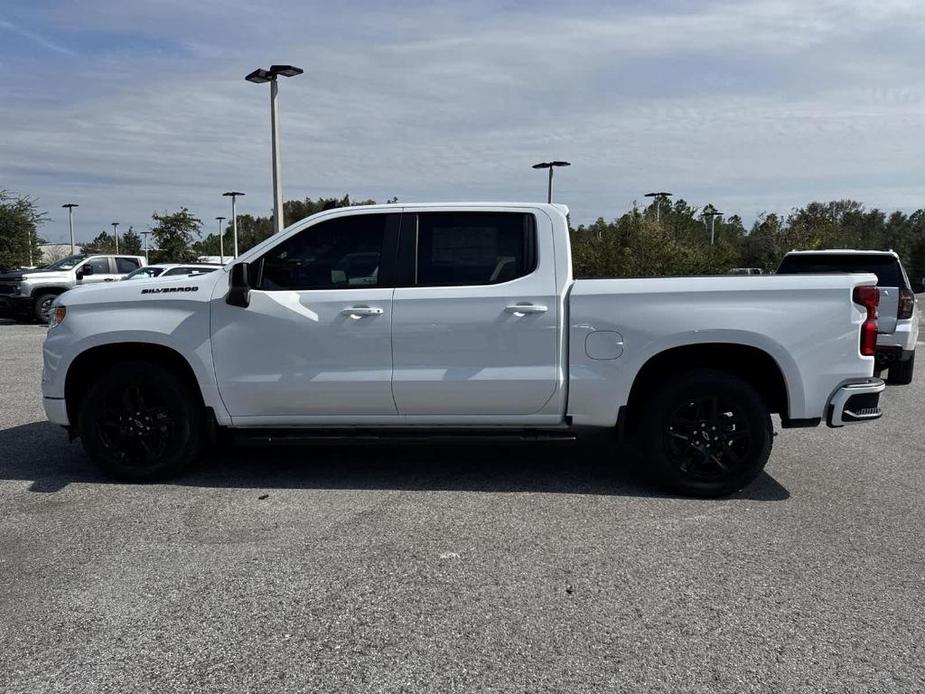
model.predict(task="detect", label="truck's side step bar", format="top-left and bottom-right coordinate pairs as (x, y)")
top-left (233, 428), bottom-right (578, 447)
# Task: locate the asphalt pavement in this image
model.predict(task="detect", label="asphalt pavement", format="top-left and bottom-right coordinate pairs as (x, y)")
top-left (0, 318), bottom-right (923, 693)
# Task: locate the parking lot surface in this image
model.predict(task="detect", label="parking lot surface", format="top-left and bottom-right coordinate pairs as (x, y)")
top-left (1, 318), bottom-right (923, 693)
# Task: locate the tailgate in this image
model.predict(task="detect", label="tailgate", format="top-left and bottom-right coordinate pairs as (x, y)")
top-left (876, 287), bottom-right (899, 334)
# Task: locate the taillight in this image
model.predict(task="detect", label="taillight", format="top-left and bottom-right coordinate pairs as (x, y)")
top-left (898, 288), bottom-right (915, 320)
top-left (853, 285), bottom-right (879, 357)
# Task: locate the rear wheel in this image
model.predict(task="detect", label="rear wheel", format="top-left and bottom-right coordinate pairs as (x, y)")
top-left (639, 369), bottom-right (773, 497)
top-left (33, 293), bottom-right (57, 323)
top-left (78, 361), bottom-right (203, 482)
top-left (887, 352), bottom-right (915, 386)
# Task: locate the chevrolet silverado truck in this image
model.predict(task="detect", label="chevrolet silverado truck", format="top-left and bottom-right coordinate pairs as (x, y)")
top-left (0, 253), bottom-right (146, 322)
top-left (41, 203), bottom-right (885, 496)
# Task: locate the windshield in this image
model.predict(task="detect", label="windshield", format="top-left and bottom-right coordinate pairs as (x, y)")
top-left (124, 267), bottom-right (164, 280)
top-left (46, 254), bottom-right (86, 271)
top-left (776, 254), bottom-right (906, 287)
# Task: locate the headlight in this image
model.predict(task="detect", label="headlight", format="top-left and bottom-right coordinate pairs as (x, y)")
top-left (48, 305), bottom-right (66, 328)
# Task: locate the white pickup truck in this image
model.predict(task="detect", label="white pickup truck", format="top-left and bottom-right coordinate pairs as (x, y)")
top-left (42, 203), bottom-right (885, 496)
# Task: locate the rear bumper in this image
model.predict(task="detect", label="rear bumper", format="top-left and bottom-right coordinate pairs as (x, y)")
top-left (875, 345), bottom-right (914, 369)
top-left (826, 378), bottom-right (885, 427)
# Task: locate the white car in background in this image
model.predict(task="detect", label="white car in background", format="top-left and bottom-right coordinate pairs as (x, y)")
top-left (123, 264), bottom-right (222, 281)
top-left (776, 249), bottom-right (920, 384)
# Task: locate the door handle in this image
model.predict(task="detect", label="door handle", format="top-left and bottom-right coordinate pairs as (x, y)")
top-left (341, 306), bottom-right (384, 318)
top-left (505, 303), bottom-right (548, 315)
top-left (104, 278), bottom-right (116, 282)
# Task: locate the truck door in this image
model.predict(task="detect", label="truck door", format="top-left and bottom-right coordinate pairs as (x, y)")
top-left (391, 210), bottom-right (560, 416)
top-left (210, 212), bottom-right (400, 421)
top-left (77, 256), bottom-right (119, 285)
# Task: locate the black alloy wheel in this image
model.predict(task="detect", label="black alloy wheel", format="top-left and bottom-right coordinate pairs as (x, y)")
top-left (79, 361), bottom-right (203, 482)
top-left (640, 369), bottom-right (772, 497)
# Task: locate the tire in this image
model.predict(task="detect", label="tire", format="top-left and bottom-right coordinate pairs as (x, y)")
top-left (639, 369), bottom-right (773, 497)
top-left (78, 360), bottom-right (204, 482)
top-left (33, 293), bottom-right (57, 323)
top-left (887, 352), bottom-right (915, 386)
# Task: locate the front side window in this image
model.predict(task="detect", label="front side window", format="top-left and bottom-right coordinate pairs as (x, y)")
top-left (257, 214), bottom-right (388, 291)
top-left (415, 212), bottom-right (535, 286)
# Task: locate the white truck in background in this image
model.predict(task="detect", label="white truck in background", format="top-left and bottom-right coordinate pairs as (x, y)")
top-left (0, 253), bottom-right (146, 322)
top-left (776, 249), bottom-right (919, 385)
top-left (41, 203), bottom-right (884, 496)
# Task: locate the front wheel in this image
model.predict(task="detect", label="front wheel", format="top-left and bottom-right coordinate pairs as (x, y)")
top-left (78, 361), bottom-right (204, 482)
top-left (639, 369), bottom-right (773, 497)
top-left (33, 293), bottom-right (58, 323)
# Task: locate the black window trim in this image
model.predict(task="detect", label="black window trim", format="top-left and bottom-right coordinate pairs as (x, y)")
top-left (251, 211), bottom-right (402, 292)
top-left (397, 211), bottom-right (538, 289)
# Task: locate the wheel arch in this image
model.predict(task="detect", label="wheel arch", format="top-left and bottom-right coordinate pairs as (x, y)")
top-left (65, 342), bottom-right (205, 427)
top-left (621, 343), bottom-right (790, 436)
top-left (31, 286), bottom-right (69, 298)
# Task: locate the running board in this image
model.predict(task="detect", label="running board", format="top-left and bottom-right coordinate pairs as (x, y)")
top-left (233, 428), bottom-right (578, 446)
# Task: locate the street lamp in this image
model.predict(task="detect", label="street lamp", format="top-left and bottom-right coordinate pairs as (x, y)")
top-left (215, 216), bottom-right (226, 264)
top-left (703, 209), bottom-right (724, 246)
top-left (222, 192), bottom-right (245, 257)
top-left (62, 203), bottom-right (79, 255)
top-left (245, 64), bottom-right (303, 234)
top-left (644, 192), bottom-right (673, 224)
top-left (111, 222), bottom-right (120, 254)
top-left (140, 231), bottom-right (151, 263)
top-left (532, 161), bottom-right (571, 203)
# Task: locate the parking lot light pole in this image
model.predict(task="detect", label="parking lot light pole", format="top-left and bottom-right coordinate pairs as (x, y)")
top-left (703, 209), bottom-right (724, 245)
top-left (644, 192), bottom-right (673, 224)
top-left (532, 161), bottom-right (571, 203)
top-left (215, 217), bottom-right (226, 264)
top-left (223, 192), bottom-right (245, 257)
top-left (62, 203), bottom-right (79, 255)
top-left (111, 222), bottom-right (120, 254)
top-left (140, 231), bottom-right (151, 263)
top-left (246, 65), bottom-right (303, 234)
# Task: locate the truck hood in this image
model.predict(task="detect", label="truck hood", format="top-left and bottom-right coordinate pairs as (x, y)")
top-left (0, 268), bottom-right (71, 282)
top-left (60, 270), bottom-right (224, 306)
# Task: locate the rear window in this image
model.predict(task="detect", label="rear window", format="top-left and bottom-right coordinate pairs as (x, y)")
top-left (776, 254), bottom-right (906, 288)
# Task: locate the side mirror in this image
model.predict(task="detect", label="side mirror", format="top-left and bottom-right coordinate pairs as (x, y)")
top-left (77, 265), bottom-right (93, 279)
top-left (226, 262), bottom-right (251, 308)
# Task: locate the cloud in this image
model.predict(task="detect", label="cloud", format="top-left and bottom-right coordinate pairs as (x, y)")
top-left (1, 0), bottom-right (924, 241)
top-left (0, 18), bottom-right (76, 56)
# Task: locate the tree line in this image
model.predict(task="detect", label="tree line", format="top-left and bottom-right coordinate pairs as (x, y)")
top-left (2, 189), bottom-right (924, 285)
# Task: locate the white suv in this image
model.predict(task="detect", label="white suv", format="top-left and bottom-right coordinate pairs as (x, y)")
top-left (777, 249), bottom-right (920, 384)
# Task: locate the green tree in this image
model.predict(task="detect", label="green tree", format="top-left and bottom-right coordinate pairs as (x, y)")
top-left (150, 208), bottom-right (202, 263)
top-left (82, 231), bottom-right (117, 254)
top-left (0, 191), bottom-right (45, 269)
top-left (120, 226), bottom-right (143, 256)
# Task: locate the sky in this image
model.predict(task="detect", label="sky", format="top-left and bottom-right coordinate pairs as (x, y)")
top-left (2, 0), bottom-right (924, 243)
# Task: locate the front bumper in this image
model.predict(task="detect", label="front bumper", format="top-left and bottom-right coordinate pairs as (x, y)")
top-left (0, 295), bottom-right (34, 317)
top-left (827, 378), bottom-right (885, 427)
top-left (43, 397), bottom-right (70, 426)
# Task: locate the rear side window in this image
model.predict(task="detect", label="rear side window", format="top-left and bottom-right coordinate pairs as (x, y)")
top-left (116, 257), bottom-right (141, 273)
top-left (776, 254), bottom-right (906, 288)
top-left (414, 212), bottom-right (536, 286)
top-left (85, 257), bottom-right (110, 274)
top-left (257, 214), bottom-right (390, 291)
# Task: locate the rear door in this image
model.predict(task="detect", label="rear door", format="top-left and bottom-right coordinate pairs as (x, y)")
top-left (391, 210), bottom-right (560, 416)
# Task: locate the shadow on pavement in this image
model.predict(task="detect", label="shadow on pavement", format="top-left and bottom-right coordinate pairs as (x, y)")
top-left (0, 420), bottom-right (790, 501)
